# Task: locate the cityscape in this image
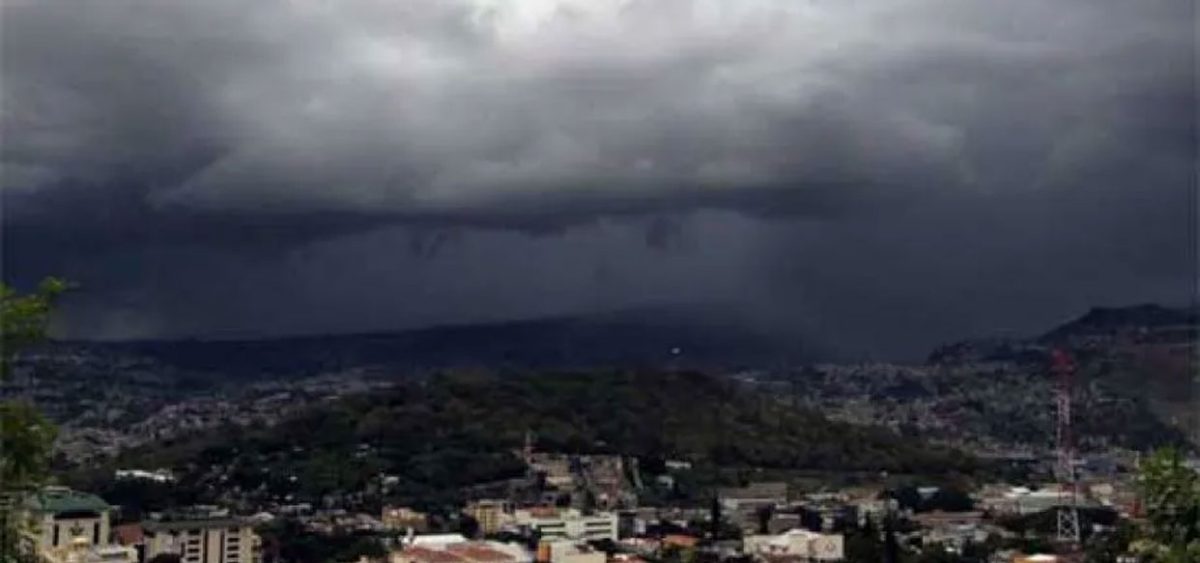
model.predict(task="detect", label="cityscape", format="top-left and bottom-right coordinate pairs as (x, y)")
top-left (1, 1), bottom-right (1196, 563)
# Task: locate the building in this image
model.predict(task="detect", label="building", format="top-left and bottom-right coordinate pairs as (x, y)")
top-left (1012, 555), bottom-right (1060, 563)
top-left (534, 541), bottom-right (605, 563)
top-left (143, 511), bottom-right (259, 563)
top-left (718, 483), bottom-right (789, 512)
top-left (383, 507), bottom-right (430, 533)
top-left (743, 529), bottom-right (844, 562)
top-left (19, 487), bottom-right (136, 563)
top-left (465, 500), bottom-right (511, 535)
top-left (527, 455), bottom-right (576, 490)
top-left (512, 509), bottom-right (617, 542)
top-left (40, 537), bottom-right (138, 563)
top-left (718, 482), bottom-right (789, 532)
top-left (22, 487), bottom-right (115, 554)
top-left (390, 541), bottom-right (531, 563)
top-left (983, 487), bottom-right (1073, 515)
top-left (114, 469), bottom-right (175, 483)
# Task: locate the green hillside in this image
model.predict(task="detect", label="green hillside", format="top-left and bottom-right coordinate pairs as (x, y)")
top-left (112, 371), bottom-right (976, 507)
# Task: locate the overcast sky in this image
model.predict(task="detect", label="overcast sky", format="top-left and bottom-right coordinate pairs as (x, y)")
top-left (1, 0), bottom-right (1194, 359)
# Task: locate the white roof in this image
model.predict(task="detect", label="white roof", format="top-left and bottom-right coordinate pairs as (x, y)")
top-left (411, 534), bottom-right (469, 547)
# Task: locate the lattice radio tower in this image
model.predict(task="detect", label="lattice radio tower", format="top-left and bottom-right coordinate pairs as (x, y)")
top-left (1051, 348), bottom-right (1081, 545)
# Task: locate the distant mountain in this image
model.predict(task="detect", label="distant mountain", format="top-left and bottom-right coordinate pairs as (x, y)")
top-left (1038, 304), bottom-right (1197, 345)
top-left (927, 304), bottom-right (1198, 446)
top-left (40, 305), bottom-right (816, 379)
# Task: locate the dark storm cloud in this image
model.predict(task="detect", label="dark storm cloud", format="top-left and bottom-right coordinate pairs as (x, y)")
top-left (1, 0), bottom-right (1194, 354)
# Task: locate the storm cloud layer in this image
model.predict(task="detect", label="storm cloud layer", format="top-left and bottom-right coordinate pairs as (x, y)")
top-left (1, 0), bottom-right (1195, 357)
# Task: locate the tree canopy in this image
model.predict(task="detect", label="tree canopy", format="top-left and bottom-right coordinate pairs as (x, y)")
top-left (1, 278), bottom-right (67, 561)
top-left (1132, 448), bottom-right (1200, 562)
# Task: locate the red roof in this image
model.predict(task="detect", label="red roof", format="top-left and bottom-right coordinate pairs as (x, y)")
top-left (114, 524), bottom-right (143, 545)
top-left (446, 544), bottom-right (515, 563)
top-left (401, 547), bottom-right (465, 563)
top-left (662, 535), bottom-right (698, 548)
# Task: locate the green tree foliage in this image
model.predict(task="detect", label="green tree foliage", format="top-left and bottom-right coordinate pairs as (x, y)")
top-left (1, 278), bottom-right (66, 378)
top-left (1085, 521), bottom-right (1137, 563)
top-left (1, 278), bottom-right (67, 561)
top-left (1132, 448), bottom-right (1200, 562)
top-left (124, 371), bottom-right (978, 508)
top-left (259, 518), bottom-right (386, 563)
top-left (0, 401), bottom-right (57, 489)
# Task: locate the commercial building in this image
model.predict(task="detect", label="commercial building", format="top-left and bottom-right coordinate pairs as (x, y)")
top-left (22, 487), bottom-right (112, 552)
top-left (512, 509), bottom-right (617, 542)
top-left (743, 529), bottom-right (844, 562)
top-left (982, 487), bottom-right (1073, 516)
top-left (464, 500), bottom-right (512, 535)
top-left (40, 538), bottom-right (138, 563)
top-left (534, 541), bottom-right (605, 563)
top-left (143, 511), bottom-right (260, 563)
top-left (20, 487), bottom-right (135, 563)
top-left (383, 507), bottom-right (430, 533)
top-left (718, 483), bottom-right (788, 512)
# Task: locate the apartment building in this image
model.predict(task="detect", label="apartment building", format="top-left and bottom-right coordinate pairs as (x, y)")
top-left (513, 508), bottom-right (617, 542)
top-left (143, 513), bottom-right (259, 563)
top-left (383, 506), bottom-right (430, 533)
top-left (464, 500), bottom-right (512, 535)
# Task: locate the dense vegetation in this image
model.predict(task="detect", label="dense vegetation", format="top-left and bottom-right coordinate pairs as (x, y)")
top-left (110, 371), bottom-right (976, 508)
top-left (1, 278), bottom-right (67, 562)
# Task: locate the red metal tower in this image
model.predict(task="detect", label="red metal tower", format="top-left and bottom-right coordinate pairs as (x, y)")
top-left (1051, 348), bottom-right (1081, 544)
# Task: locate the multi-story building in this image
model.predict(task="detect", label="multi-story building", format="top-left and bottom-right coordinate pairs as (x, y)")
top-left (383, 507), bottom-right (430, 533)
top-left (21, 487), bottom-right (136, 563)
top-left (534, 541), bottom-right (604, 563)
top-left (143, 512), bottom-right (259, 563)
top-left (512, 509), bottom-right (617, 542)
top-left (743, 529), bottom-right (844, 562)
top-left (22, 487), bottom-right (111, 552)
top-left (464, 500), bottom-right (511, 535)
top-left (40, 538), bottom-right (138, 563)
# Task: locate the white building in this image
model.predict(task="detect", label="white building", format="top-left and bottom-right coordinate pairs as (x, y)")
top-left (21, 487), bottom-right (136, 563)
top-left (114, 469), bottom-right (175, 483)
top-left (42, 538), bottom-right (138, 563)
top-left (143, 513), bottom-right (260, 563)
top-left (985, 487), bottom-right (1074, 515)
top-left (743, 529), bottom-right (844, 562)
top-left (513, 509), bottom-right (618, 542)
top-left (536, 541), bottom-right (606, 563)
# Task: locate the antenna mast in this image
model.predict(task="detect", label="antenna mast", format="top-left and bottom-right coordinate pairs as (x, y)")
top-left (1052, 348), bottom-right (1081, 545)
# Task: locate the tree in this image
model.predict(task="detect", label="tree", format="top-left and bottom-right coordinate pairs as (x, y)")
top-left (1, 278), bottom-right (66, 377)
top-left (843, 518), bottom-right (883, 563)
top-left (1131, 448), bottom-right (1200, 562)
top-left (0, 278), bottom-right (67, 561)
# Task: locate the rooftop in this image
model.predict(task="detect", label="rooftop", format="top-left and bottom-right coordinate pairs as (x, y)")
top-left (143, 518), bottom-right (246, 532)
top-left (445, 543), bottom-right (516, 562)
top-left (718, 482), bottom-right (788, 501)
top-left (401, 547), bottom-right (465, 563)
top-left (24, 487), bottom-right (110, 515)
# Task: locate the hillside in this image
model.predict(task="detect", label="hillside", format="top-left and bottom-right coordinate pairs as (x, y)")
top-left (111, 371), bottom-right (976, 507)
top-left (927, 304), bottom-right (1198, 446)
top-left (37, 306), bottom-right (814, 379)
